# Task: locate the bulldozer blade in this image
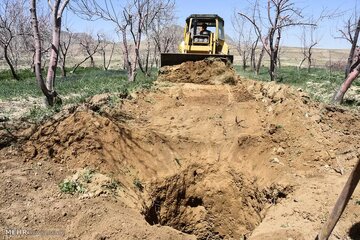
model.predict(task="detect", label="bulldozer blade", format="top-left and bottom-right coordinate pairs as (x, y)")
top-left (160, 53), bottom-right (233, 67)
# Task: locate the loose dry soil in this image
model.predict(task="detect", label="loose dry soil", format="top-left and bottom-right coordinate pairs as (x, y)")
top-left (1, 59), bottom-right (360, 240)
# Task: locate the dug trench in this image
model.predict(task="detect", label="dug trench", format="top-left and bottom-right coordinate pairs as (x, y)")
top-left (1, 60), bottom-right (360, 239)
top-left (19, 87), bottom-right (294, 239)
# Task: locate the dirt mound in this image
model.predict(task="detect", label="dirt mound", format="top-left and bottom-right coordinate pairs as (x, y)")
top-left (158, 58), bottom-right (237, 85)
top-left (2, 72), bottom-right (360, 239)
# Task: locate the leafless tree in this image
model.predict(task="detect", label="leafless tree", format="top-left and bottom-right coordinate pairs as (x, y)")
top-left (123, 0), bottom-right (174, 76)
top-left (298, 26), bottom-right (319, 72)
top-left (239, 0), bottom-right (315, 81)
top-left (71, 0), bottom-right (174, 81)
top-left (232, 11), bottom-right (258, 71)
top-left (21, 8), bottom-right (51, 72)
top-left (30, 0), bottom-right (70, 106)
top-left (72, 32), bottom-right (101, 73)
top-left (59, 28), bottom-right (73, 77)
top-left (337, 15), bottom-right (360, 78)
top-left (151, 24), bottom-right (181, 67)
top-left (0, 0), bottom-right (29, 80)
top-left (333, 18), bottom-right (360, 104)
top-left (98, 33), bottom-right (116, 71)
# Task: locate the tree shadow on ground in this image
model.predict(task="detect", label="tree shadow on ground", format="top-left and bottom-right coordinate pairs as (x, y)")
top-left (343, 98), bottom-right (360, 107)
top-left (349, 222), bottom-right (360, 240)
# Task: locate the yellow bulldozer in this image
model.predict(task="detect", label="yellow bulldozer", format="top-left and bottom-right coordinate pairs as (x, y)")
top-left (161, 14), bottom-right (234, 67)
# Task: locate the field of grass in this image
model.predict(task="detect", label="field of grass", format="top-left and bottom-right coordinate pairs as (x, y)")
top-left (0, 67), bottom-right (155, 102)
top-left (0, 67), bottom-right (156, 122)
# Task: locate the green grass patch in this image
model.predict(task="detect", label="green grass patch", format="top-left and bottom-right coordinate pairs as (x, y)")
top-left (59, 179), bottom-right (86, 194)
top-left (1, 67), bottom-right (156, 122)
top-left (0, 67), bottom-right (155, 101)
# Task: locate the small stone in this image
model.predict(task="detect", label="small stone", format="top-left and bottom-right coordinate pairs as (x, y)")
top-left (23, 216), bottom-right (28, 221)
top-left (276, 147), bottom-right (285, 155)
top-left (93, 121), bottom-right (101, 128)
top-left (270, 157), bottom-right (280, 164)
top-left (62, 212), bottom-right (67, 217)
top-left (37, 162), bottom-right (42, 166)
top-left (95, 142), bottom-right (102, 149)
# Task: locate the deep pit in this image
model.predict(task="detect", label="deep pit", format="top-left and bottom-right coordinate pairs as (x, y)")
top-left (143, 165), bottom-right (292, 239)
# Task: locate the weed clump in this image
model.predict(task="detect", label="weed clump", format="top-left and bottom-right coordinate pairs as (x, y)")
top-left (59, 179), bottom-right (85, 194)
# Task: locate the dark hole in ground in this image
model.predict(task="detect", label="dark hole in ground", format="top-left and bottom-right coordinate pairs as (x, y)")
top-left (349, 222), bottom-right (360, 240)
top-left (186, 196), bottom-right (203, 207)
top-left (143, 170), bottom-right (292, 240)
top-left (144, 196), bottom-right (161, 225)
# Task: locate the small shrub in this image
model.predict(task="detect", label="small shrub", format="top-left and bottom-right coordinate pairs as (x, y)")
top-left (82, 169), bottom-right (95, 183)
top-left (59, 179), bottom-right (85, 194)
top-left (133, 178), bottom-right (144, 192)
top-left (104, 179), bottom-right (120, 190)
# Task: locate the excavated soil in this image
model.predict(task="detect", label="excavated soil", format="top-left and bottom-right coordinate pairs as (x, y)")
top-left (158, 58), bottom-right (237, 85)
top-left (1, 60), bottom-right (360, 239)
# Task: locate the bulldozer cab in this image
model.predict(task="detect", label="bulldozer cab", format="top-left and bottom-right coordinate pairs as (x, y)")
top-left (185, 15), bottom-right (225, 47)
top-left (160, 14), bottom-right (233, 67)
top-left (183, 14), bottom-right (226, 54)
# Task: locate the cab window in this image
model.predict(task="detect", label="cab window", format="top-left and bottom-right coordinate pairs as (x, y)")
top-left (218, 21), bottom-right (225, 40)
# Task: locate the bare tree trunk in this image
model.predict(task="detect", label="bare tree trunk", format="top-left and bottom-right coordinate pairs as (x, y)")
top-left (242, 50), bottom-right (247, 70)
top-left (60, 58), bottom-right (66, 77)
top-left (59, 49), bottom-right (67, 77)
top-left (269, 53), bottom-right (276, 81)
top-left (345, 19), bottom-right (360, 77)
top-left (72, 53), bottom-right (97, 73)
top-left (59, 34), bottom-right (72, 78)
top-left (307, 49), bottom-right (312, 73)
top-left (121, 28), bottom-right (136, 82)
top-left (30, 0), bottom-right (68, 106)
top-left (144, 37), bottom-right (151, 75)
top-left (46, 16), bottom-right (61, 102)
top-left (105, 42), bottom-right (115, 70)
top-left (89, 55), bottom-right (95, 68)
top-left (100, 41), bottom-right (116, 71)
top-left (333, 59), bottom-right (360, 103)
top-left (4, 44), bottom-right (19, 80)
top-left (298, 58), bottom-right (306, 70)
top-left (269, 28), bottom-right (281, 81)
top-left (30, 0), bottom-right (54, 105)
top-left (250, 37), bottom-right (258, 72)
top-left (256, 46), bottom-right (265, 75)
